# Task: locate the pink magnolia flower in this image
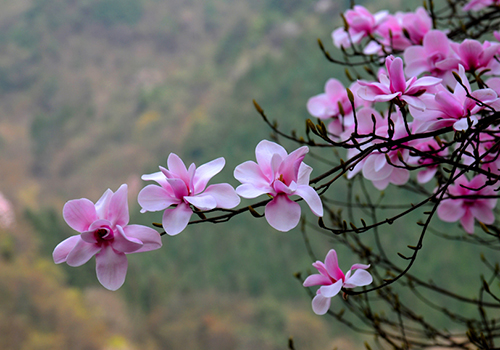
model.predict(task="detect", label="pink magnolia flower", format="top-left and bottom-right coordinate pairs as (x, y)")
top-left (234, 140), bottom-right (323, 232)
top-left (332, 5), bottom-right (388, 48)
top-left (53, 184), bottom-right (162, 291)
top-left (463, 0), bottom-right (500, 11)
top-left (357, 55), bottom-right (441, 111)
top-left (404, 30), bottom-right (460, 85)
top-left (138, 154), bottom-right (240, 236)
top-left (408, 137), bottom-right (449, 184)
top-left (307, 80), bottom-right (369, 138)
top-left (450, 39), bottom-right (500, 74)
top-left (437, 175), bottom-right (497, 234)
top-left (303, 249), bottom-right (372, 315)
top-left (411, 65), bottom-right (500, 132)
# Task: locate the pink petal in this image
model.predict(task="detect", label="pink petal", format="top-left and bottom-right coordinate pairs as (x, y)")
top-left (167, 178), bottom-right (189, 199)
top-left (279, 146), bottom-right (308, 185)
top-left (167, 153), bottom-right (190, 185)
top-left (274, 180), bottom-right (295, 195)
top-left (435, 91), bottom-right (464, 118)
top-left (63, 198), bottom-right (97, 233)
top-left (389, 167), bottom-right (410, 186)
top-left (53, 235), bottom-right (81, 264)
top-left (423, 30), bottom-right (450, 55)
top-left (66, 238), bottom-right (101, 267)
top-left (162, 202), bottom-right (193, 236)
top-left (294, 185), bottom-right (323, 217)
top-left (236, 183), bottom-right (272, 198)
top-left (95, 189), bottom-right (113, 220)
top-left (234, 160), bottom-right (271, 186)
top-left (141, 171), bottom-right (169, 188)
top-left (460, 210), bottom-right (475, 234)
top-left (264, 194), bottom-right (301, 232)
top-left (297, 163), bottom-right (313, 186)
top-left (437, 199), bottom-right (466, 222)
top-left (137, 184), bottom-right (180, 212)
top-left (307, 95), bottom-right (333, 118)
top-left (184, 194), bottom-right (217, 210)
top-left (303, 273), bottom-right (332, 287)
top-left (388, 57), bottom-right (407, 93)
top-left (122, 225), bottom-right (162, 253)
top-left (192, 157), bottom-right (225, 194)
top-left (96, 245), bottom-right (128, 291)
top-left (343, 269), bottom-right (373, 288)
top-left (255, 140), bottom-right (288, 172)
top-left (470, 202), bottom-right (495, 224)
top-left (108, 184), bottom-right (129, 228)
top-left (400, 95), bottom-right (426, 111)
top-left (112, 225), bottom-right (143, 253)
top-left (312, 294), bottom-right (331, 315)
top-left (324, 249), bottom-right (344, 282)
top-left (203, 183), bottom-right (240, 209)
top-left (319, 279), bottom-right (343, 297)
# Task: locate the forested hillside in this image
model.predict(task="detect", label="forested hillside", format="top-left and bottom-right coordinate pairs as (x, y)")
top-left (0, 0), bottom-right (355, 348)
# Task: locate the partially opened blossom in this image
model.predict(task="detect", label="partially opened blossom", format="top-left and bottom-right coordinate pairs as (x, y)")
top-left (234, 140), bottom-right (323, 232)
top-left (408, 137), bottom-right (449, 184)
top-left (332, 5), bottom-right (388, 48)
top-left (303, 249), bottom-right (372, 315)
top-left (437, 175), bottom-right (497, 234)
top-left (138, 154), bottom-right (240, 236)
top-left (411, 65), bottom-right (500, 132)
top-left (357, 55), bottom-right (441, 111)
top-left (307, 79), bottom-right (369, 138)
top-left (450, 39), bottom-right (500, 74)
top-left (404, 30), bottom-right (460, 85)
top-left (53, 184), bottom-right (162, 291)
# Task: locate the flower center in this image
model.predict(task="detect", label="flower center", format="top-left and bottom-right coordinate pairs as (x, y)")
top-left (94, 227), bottom-right (113, 242)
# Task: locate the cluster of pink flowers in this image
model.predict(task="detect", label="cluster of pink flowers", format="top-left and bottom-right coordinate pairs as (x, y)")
top-left (54, 141), bottom-right (325, 289)
top-left (307, 4), bottom-right (500, 237)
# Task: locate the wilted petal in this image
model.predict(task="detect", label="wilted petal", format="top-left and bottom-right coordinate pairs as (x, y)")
top-left (344, 269), bottom-right (373, 288)
top-left (53, 235), bottom-right (81, 264)
top-left (63, 198), bottom-right (97, 232)
top-left (96, 245), bottom-right (128, 291)
top-left (137, 184), bottom-right (180, 212)
top-left (203, 184), bottom-right (240, 209)
top-left (193, 157), bottom-right (225, 194)
top-left (312, 293), bottom-right (331, 315)
top-left (122, 225), bottom-right (162, 253)
top-left (112, 225), bottom-right (143, 253)
top-left (162, 202), bottom-right (193, 236)
top-left (265, 194), bottom-right (301, 232)
top-left (66, 238), bottom-right (101, 267)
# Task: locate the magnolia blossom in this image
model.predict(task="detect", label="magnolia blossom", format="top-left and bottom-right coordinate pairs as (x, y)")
top-left (332, 5), bottom-right (388, 48)
top-left (408, 137), bottom-right (449, 184)
top-left (411, 65), bottom-right (500, 132)
top-left (450, 39), bottom-right (500, 74)
top-left (53, 184), bottom-right (162, 290)
top-left (437, 175), bottom-right (497, 234)
top-left (303, 249), bottom-right (373, 315)
top-left (138, 154), bottom-right (240, 236)
top-left (234, 140), bottom-right (323, 232)
top-left (357, 55), bottom-right (441, 111)
top-left (404, 30), bottom-right (460, 85)
top-left (463, 0), bottom-right (500, 11)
